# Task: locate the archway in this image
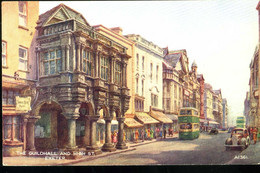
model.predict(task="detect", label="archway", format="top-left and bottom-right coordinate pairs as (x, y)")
top-left (96, 105), bottom-right (108, 145)
top-left (76, 102), bottom-right (94, 147)
top-left (34, 101), bottom-right (66, 151)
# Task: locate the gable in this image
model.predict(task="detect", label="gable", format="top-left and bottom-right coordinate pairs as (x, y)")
top-left (44, 7), bottom-right (70, 26)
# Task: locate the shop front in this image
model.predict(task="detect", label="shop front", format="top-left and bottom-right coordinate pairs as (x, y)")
top-left (124, 118), bottom-right (143, 142)
top-left (150, 109), bottom-right (173, 132)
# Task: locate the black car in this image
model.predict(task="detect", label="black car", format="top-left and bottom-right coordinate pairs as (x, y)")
top-left (227, 127), bottom-right (234, 133)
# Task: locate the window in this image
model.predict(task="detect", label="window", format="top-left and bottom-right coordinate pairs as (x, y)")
top-left (43, 49), bottom-right (61, 75)
top-left (156, 65), bottom-right (159, 83)
top-left (3, 116), bottom-right (21, 142)
top-left (179, 88), bottom-right (182, 100)
top-left (150, 63), bottom-right (153, 81)
top-left (2, 89), bottom-right (20, 106)
top-left (151, 94), bottom-right (158, 107)
top-left (166, 99), bottom-right (170, 110)
top-left (135, 99), bottom-right (144, 112)
top-left (19, 47), bottom-right (28, 71)
top-left (141, 80), bottom-right (144, 96)
top-left (101, 56), bottom-right (109, 80)
top-left (136, 53), bottom-right (139, 70)
top-left (142, 56), bottom-right (144, 71)
top-left (83, 50), bottom-right (92, 76)
top-left (115, 62), bottom-right (122, 85)
top-left (19, 2), bottom-right (27, 27)
top-left (174, 101), bottom-right (177, 111)
top-left (2, 41), bottom-right (7, 66)
top-left (136, 78), bottom-right (139, 94)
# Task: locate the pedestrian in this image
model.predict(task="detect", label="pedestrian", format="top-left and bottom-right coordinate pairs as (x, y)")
top-left (253, 127), bottom-right (258, 144)
top-left (163, 128), bottom-right (167, 139)
top-left (141, 129), bottom-right (145, 142)
top-left (135, 129), bottom-right (139, 143)
top-left (250, 127), bottom-right (253, 140)
top-left (156, 127), bottom-right (160, 139)
top-left (123, 130), bottom-right (126, 142)
top-left (168, 127), bottom-right (171, 136)
top-left (159, 128), bottom-right (162, 139)
top-left (113, 130), bottom-right (117, 146)
top-left (150, 128), bottom-right (154, 139)
top-left (148, 129), bottom-right (151, 140)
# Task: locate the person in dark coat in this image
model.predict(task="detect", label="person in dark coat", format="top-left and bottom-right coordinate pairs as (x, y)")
top-left (163, 128), bottom-right (167, 139)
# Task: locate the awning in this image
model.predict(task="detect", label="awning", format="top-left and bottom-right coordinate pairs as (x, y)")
top-left (209, 121), bottom-right (219, 125)
top-left (97, 119), bottom-right (105, 124)
top-left (124, 118), bottom-right (143, 128)
top-left (135, 112), bottom-right (159, 124)
top-left (150, 110), bottom-right (173, 124)
top-left (165, 114), bottom-right (178, 121)
top-left (200, 119), bottom-right (208, 123)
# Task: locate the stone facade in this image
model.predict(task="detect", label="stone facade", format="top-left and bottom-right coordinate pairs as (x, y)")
top-left (28, 4), bottom-right (131, 155)
top-left (222, 98), bottom-right (228, 129)
top-left (204, 83), bottom-right (214, 120)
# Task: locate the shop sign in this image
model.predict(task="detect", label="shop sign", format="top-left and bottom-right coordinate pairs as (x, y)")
top-left (16, 96), bottom-right (31, 111)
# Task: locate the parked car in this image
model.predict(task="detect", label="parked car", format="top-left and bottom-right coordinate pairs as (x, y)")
top-left (225, 128), bottom-right (250, 151)
top-left (227, 127), bottom-right (234, 133)
top-left (209, 128), bottom-right (219, 135)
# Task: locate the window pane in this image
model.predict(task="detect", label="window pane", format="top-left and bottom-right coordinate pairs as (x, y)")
top-left (44, 52), bottom-right (49, 60)
top-left (2, 42), bottom-right (6, 54)
top-left (83, 50), bottom-right (86, 59)
top-left (83, 61), bottom-right (86, 72)
top-left (19, 15), bottom-right (27, 27)
top-left (19, 48), bottom-right (26, 59)
top-left (56, 50), bottom-right (61, 58)
top-left (13, 117), bottom-right (21, 141)
top-left (57, 59), bottom-right (61, 72)
top-left (2, 55), bottom-right (6, 66)
top-left (4, 124), bottom-right (12, 140)
top-left (50, 51), bottom-right (55, 60)
top-left (44, 62), bottom-right (49, 75)
top-left (50, 60), bottom-right (55, 74)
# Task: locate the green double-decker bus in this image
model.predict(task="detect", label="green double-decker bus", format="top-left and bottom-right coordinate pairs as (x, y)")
top-left (236, 116), bottom-right (246, 128)
top-left (178, 107), bottom-right (200, 140)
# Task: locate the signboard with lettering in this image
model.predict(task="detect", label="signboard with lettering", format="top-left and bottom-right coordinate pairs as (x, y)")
top-left (16, 96), bottom-right (31, 111)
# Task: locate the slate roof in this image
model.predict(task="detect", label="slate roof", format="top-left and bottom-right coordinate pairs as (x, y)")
top-left (37, 3), bottom-right (90, 28)
top-left (213, 89), bottom-right (221, 95)
top-left (164, 53), bottom-right (182, 68)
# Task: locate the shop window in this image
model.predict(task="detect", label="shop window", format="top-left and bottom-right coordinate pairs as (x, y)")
top-left (2, 89), bottom-right (19, 106)
top-left (83, 50), bottom-right (92, 76)
top-left (101, 56), bottom-right (109, 80)
top-left (3, 116), bottom-right (21, 142)
top-left (115, 62), bottom-right (122, 85)
top-left (18, 1), bottom-right (27, 27)
top-left (35, 112), bottom-right (51, 138)
top-left (2, 41), bottom-right (7, 66)
top-left (43, 49), bottom-right (61, 75)
top-left (19, 46), bottom-right (28, 71)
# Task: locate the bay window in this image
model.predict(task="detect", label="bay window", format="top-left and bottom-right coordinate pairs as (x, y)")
top-left (43, 49), bottom-right (61, 75)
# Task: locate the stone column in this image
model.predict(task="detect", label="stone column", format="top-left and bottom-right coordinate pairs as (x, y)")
top-left (66, 117), bottom-right (78, 149)
top-left (62, 46), bottom-right (66, 71)
top-left (76, 43), bottom-right (81, 71)
top-left (122, 63), bottom-right (127, 87)
top-left (116, 117), bottom-right (128, 149)
top-left (102, 116), bottom-right (116, 152)
top-left (86, 115), bottom-right (102, 155)
top-left (82, 115), bottom-right (91, 147)
top-left (66, 45), bottom-right (70, 71)
top-left (95, 52), bottom-right (99, 78)
top-left (26, 117), bottom-right (39, 151)
top-left (22, 116), bottom-right (28, 151)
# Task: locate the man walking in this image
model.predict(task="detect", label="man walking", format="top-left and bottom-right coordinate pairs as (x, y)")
top-left (163, 128), bottom-right (167, 139)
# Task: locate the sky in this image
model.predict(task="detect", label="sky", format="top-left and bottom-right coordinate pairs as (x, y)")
top-left (39, 0), bottom-right (259, 126)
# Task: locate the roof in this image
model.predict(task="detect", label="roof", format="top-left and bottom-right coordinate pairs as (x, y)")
top-left (135, 112), bottom-right (159, 124)
top-left (150, 110), bottom-right (173, 124)
top-left (124, 118), bottom-right (143, 128)
top-left (37, 3), bottom-right (90, 28)
top-left (214, 89), bottom-right (221, 95)
top-left (164, 53), bottom-right (182, 68)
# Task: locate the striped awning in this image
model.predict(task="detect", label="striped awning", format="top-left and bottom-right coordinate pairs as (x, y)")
top-left (150, 110), bottom-right (173, 124)
top-left (135, 112), bottom-right (159, 124)
top-left (165, 114), bottom-right (178, 121)
top-left (124, 118), bottom-right (143, 128)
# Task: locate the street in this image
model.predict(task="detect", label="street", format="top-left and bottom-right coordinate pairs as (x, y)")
top-left (72, 131), bottom-right (259, 165)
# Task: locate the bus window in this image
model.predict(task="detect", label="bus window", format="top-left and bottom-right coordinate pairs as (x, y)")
top-left (194, 111), bottom-right (198, 115)
top-left (180, 110), bottom-right (186, 115)
top-left (180, 123), bottom-right (192, 129)
top-left (187, 110), bottom-right (192, 115)
top-left (193, 124), bottom-right (199, 129)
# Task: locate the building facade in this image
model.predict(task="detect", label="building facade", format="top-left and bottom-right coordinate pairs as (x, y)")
top-left (204, 83), bottom-right (214, 121)
top-left (222, 98), bottom-right (228, 129)
top-left (244, 92), bottom-right (250, 126)
top-left (213, 90), bottom-right (223, 128)
top-left (28, 4), bottom-right (131, 156)
top-left (197, 74), bottom-right (205, 119)
top-left (2, 1), bottom-right (39, 156)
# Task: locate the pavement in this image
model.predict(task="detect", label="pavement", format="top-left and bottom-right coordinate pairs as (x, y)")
top-left (2, 134), bottom-right (178, 166)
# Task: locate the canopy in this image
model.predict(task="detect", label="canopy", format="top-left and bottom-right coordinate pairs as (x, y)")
top-left (150, 110), bottom-right (173, 124)
top-left (124, 118), bottom-right (143, 128)
top-left (165, 114), bottom-right (178, 121)
top-left (209, 121), bottom-right (219, 125)
top-left (135, 112), bottom-right (159, 124)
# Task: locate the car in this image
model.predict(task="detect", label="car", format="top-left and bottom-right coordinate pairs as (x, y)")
top-left (209, 128), bottom-right (219, 135)
top-left (225, 128), bottom-right (250, 151)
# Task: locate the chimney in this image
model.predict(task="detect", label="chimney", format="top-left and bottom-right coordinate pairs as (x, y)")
top-left (110, 27), bottom-right (123, 35)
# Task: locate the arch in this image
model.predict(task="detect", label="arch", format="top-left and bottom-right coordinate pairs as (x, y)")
top-left (32, 100), bottom-right (64, 118)
top-left (99, 105), bottom-right (109, 118)
top-left (149, 85), bottom-right (160, 93)
top-left (79, 102), bottom-right (94, 117)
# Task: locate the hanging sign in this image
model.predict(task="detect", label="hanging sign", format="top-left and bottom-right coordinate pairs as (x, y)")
top-left (16, 96), bottom-right (31, 111)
